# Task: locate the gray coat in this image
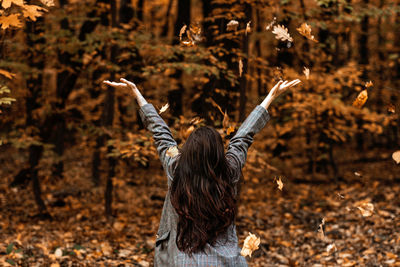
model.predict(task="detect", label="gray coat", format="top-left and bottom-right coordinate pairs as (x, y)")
top-left (139, 104), bottom-right (270, 266)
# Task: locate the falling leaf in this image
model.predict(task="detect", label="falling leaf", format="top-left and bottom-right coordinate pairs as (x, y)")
top-left (241, 232), bottom-right (260, 257)
top-left (318, 218), bottom-right (325, 240)
top-left (337, 192), bottom-right (345, 199)
top-left (265, 17), bottom-right (276, 30)
top-left (245, 21), bottom-right (251, 35)
top-left (387, 103), bottom-right (395, 113)
top-left (40, 0), bottom-right (55, 7)
top-left (354, 171), bottom-right (362, 177)
top-left (227, 125), bottom-right (235, 135)
top-left (1, 0), bottom-right (23, 9)
top-left (327, 243), bottom-right (337, 254)
top-left (296, 23), bottom-right (318, 42)
top-left (303, 67), bottom-right (310, 79)
top-left (159, 103), bottom-right (169, 114)
top-left (0, 69), bottom-right (16, 79)
top-left (275, 176), bottom-right (284, 191)
top-left (352, 90), bottom-right (368, 108)
top-left (166, 146), bottom-right (179, 158)
top-left (226, 20), bottom-right (239, 31)
top-left (392, 151), bottom-right (400, 164)
top-left (365, 80), bottom-right (373, 88)
top-left (272, 25), bottom-right (293, 42)
top-left (238, 58), bottom-right (243, 77)
top-left (357, 203), bottom-right (374, 217)
top-left (22, 5), bottom-right (48, 21)
top-left (0, 14), bottom-right (23, 30)
top-left (179, 25), bottom-right (187, 41)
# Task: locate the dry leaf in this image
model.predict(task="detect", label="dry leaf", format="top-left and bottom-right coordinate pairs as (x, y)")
top-left (354, 171), bottom-right (362, 177)
top-left (392, 151), bottom-right (400, 164)
top-left (179, 25), bottom-right (187, 41)
top-left (387, 103), bottom-right (395, 113)
top-left (222, 111), bottom-right (230, 129)
top-left (296, 23), bottom-right (318, 42)
top-left (238, 58), bottom-right (243, 77)
top-left (357, 203), bottom-right (374, 217)
top-left (352, 90), bottom-right (368, 108)
top-left (303, 67), bottom-right (310, 79)
top-left (159, 103), bottom-right (169, 114)
top-left (0, 14), bottom-right (23, 30)
top-left (54, 248), bottom-right (62, 258)
top-left (275, 176), bottom-right (283, 191)
top-left (0, 69), bottom-right (16, 79)
top-left (318, 218), bottom-right (325, 240)
top-left (265, 17), bottom-right (276, 30)
top-left (1, 0), bottom-right (23, 9)
top-left (241, 232), bottom-right (260, 257)
top-left (365, 80), bottom-right (373, 88)
top-left (226, 20), bottom-right (239, 31)
top-left (327, 243), bottom-right (337, 254)
top-left (166, 146), bottom-right (179, 158)
top-left (227, 125), bottom-right (235, 135)
top-left (22, 4), bottom-right (48, 21)
top-left (40, 0), bottom-right (55, 7)
top-left (272, 25), bottom-right (293, 42)
top-left (245, 21), bottom-right (251, 35)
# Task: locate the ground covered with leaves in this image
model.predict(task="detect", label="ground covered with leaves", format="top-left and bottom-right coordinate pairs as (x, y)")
top-left (1, 146), bottom-right (399, 267)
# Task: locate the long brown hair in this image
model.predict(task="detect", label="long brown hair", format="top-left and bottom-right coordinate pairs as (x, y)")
top-left (170, 126), bottom-right (237, 255)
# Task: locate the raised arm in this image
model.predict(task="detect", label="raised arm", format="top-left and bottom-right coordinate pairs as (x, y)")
top-left (103, 78), bottom-right (178, 173)
top-left (226, 79), bottom-right (301, 179)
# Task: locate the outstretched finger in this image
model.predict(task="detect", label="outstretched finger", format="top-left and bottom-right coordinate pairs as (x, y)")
top-left (120, 78), bottom-right (137, 90)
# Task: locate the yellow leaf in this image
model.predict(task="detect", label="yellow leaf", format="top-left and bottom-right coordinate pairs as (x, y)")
top-left (0, 69), bottom-right (16, 79)
top-left (357, 203), bottom-right (374, 217)
top-left (226, 20), bottom-right (239, 31)
top-left (392, 150), bottom-right (400, 164)
top-left (159, 103), bottom-right (169, 114)
top-left (22, 5), bottom-right (48, 21)
top-left (296, 23), bottom-right (318, 42)
top-left (365, 80), bottom-right (373, 88)
top-left (275, 176), bottom-right (284, 191)
top-left (226, 125), bottom-right (235, 135)
top-left (352, 90), bottom-right (368, 108)
top-left (272, 24), bottom-right (293, 42)
top-left (241, 232), bottom-right (260, 257)
top-left (303, 67), bottom-right (310, 79)
top-left (387, 103), bottom-right (395, 113)
top-left (245, 21), bottom-right (251, 35)
top-left (0, 14), bottom-right (22, 30)
top-left (1, 0), bottom-right (23, 9)
top-left (179, 25), bottom-right (187, 41)
top-left (238, 58), bottom-right (243, 77)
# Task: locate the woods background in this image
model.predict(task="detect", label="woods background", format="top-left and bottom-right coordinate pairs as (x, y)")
top-left (0, 0), bottom-right (399, 266)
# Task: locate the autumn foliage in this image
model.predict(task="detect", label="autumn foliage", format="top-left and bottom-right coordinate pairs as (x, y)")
top-left (0, 0), bottom-right (400, 266)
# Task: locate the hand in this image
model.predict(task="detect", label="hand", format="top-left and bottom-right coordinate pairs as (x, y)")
top-left (267, 79), bottom-right (301, 101)
top-left (103, 78), bottom-right (139, 95)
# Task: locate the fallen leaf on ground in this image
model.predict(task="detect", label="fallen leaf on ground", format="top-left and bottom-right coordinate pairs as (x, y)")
top-left (357, 202), bottom-right (374, 217)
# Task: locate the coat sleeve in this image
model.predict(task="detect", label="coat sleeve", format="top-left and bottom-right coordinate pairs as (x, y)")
top-left (226, 105), bottom-right (270, 182)
top-left (138, 103), bottom-right (178, 175)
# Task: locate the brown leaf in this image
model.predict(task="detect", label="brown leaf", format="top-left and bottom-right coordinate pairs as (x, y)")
top-left (303, 67), bottom-right (310, 79)
top-left (22, 4), bottom-right (47, 21)
top-left (238, 58), bottom-right (243, 77)
top-left (179, 25), bottom-right (187, 41)
top-left (365, 80), bottom-right (373, 88)
top-left (226, 125), bottom-right (235, 135)
top-left (392, 150), bottom-right (400, 164)
top-left (241, 232), bottom-right (260, 257)
top-left (387, 103), bottom-right (395, 113)
top-left (318, 218), bottom-right (325, 240)
top-left (272, 24), bottom-right (293, 42)
top-left (296, 23), bottom-right (318, 42)
top-left (245, 21), bottom-right (251, 35)
top-left (1, 0), bottom-right (23, 9)
top-left (275, 176), bottom-right (284, 191)
top-left (357, 203), bottom-right (374, 217)
top-left (0, 69), bottom-right (16, 79)
top-left (40, 0), bottom-right (55, 7)
top-left (226, 20), bottom-right (239, 31)
top-left (0, 14), bottom-right (22, 30)
top-left (352, 90), bottom-right (368, 108)
top-left (159, 103), bottom-right (169, 114)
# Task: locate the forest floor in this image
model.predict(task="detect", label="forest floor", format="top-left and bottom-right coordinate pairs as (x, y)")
top-left (0, 146), bottom-right (400, 267)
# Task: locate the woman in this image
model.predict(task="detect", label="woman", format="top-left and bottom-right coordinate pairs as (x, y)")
top-left (104, 78), bottom-right (301, 266)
